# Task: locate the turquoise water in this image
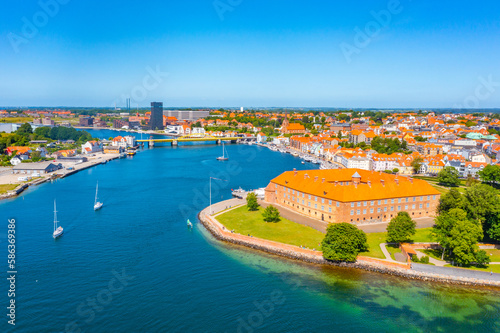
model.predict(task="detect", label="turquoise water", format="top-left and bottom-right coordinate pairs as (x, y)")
top-left (1, 131), bottom-right (499, 332)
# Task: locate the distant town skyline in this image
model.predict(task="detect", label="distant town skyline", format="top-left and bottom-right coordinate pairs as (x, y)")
top-left (1, 1), bottom-right (499, 108)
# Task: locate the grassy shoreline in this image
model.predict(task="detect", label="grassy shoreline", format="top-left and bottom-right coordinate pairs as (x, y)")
top-left (217, 205), bottom-right (324, 250)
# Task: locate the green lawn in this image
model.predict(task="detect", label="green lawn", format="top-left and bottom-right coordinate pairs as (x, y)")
top-left (423, 248), bottom-right (500, 265)
top-left (414, 176), bottom-right (468, 195)
top-left (422, 249), bottom-right (447, 261)
top-left (412, 228), bottom-right (435, 242)
top-left (386, 244), bottom-right (402, 261)
top-left (361, 228), bottom-right (434, 259)
top-left (444, 264), bottom-right (500, 274)
top-left (484, 249), bottom-right (500, 262)
top-left (0, 184), bottom-right (18, 194)
top-left (362, 232), bottom-right (387, 259)
top-left (216, 205), bottom-right (324, 250)
top-left (217, 206), bottom-right (436, 260)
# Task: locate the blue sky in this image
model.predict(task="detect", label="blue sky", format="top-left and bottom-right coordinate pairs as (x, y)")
top-left (1, 0), bottom-right (499, 108)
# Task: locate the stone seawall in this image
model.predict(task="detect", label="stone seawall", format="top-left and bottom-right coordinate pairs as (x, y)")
top-left (198, 208), bottom-right (500, 288)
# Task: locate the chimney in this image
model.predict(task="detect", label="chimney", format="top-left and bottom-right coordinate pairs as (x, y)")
top-left (381, 179), bottom-right (385, 186)
top-left (368, 180), bottom-right (371, 187)
top-left (322, 178), bottom-right (325, 183)
top-left (293, 168), bottom-right (297, 176)
top-left (314, 176), bottom-right (318, 182)
top-left (304, 173), bottom-right (308, 179)
top-left (395, 177), bottom-right (399, 185)
top-left (409, 177), bottom-right (413, 184)
top-left (335, 181), bottom-right (338, 186)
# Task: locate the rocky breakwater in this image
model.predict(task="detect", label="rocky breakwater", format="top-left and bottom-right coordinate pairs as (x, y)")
top-left (198, 206), bottom-right (500, 288)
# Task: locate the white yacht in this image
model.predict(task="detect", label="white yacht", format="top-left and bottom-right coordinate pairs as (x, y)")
top-left (52, 200), bottom-right (64, 239)
top-left (94, 181), bottom-right (103, 211)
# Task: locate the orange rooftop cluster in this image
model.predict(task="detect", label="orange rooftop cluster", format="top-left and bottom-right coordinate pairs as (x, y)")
top-left (265, 169), bottom-right (440, 224)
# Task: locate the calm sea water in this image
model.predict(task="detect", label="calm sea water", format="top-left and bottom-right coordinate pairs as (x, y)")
top-left (1, 130), bottom-right (499, 333)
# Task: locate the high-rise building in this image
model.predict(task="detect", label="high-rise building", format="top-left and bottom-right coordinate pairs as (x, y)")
top-left (150, 102), bottom-right (164, 130)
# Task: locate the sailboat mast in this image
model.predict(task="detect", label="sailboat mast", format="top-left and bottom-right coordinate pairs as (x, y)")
top-left (53, 200), bottom-right (58, 231)
top-left (95, 181), bottom-right (98, 204)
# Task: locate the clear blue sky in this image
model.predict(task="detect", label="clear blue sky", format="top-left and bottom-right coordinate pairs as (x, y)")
top-left (1, 0), bottom-right (499, 108)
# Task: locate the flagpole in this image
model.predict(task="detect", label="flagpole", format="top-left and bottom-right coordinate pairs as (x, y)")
top-left (209, 177), bottom-right (227, 215)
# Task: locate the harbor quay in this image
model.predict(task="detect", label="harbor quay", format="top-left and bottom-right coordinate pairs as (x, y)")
top-left (0, 152), bottom-right (121, 200)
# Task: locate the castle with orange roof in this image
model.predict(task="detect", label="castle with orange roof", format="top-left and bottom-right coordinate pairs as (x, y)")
top-left (265, 169), bottom-right (440, 224)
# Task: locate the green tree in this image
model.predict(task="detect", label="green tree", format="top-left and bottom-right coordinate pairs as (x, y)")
top-left (321, 223), bottom-right (368, 262)
top-left (30, 151), bottom-right (42, 162)
top-left (34, 126), bottom-right (51, 138)
top-left (246, 193), bottom-right (259, 211)
top-left (474, 250), bottom-right (491, 267)
top-left (463, 184), bottom-right (500, 227)
top-left (411, 156), bottom-right (424, 174)
top-left (437, 188), bottom-right (464, 214)
top-left (465, 175), bottom-right (479, 187)
top-left (17, 123), bottom-right (33, 135)
top-left (449, 218), bottom-right (483, 266)
top-left (432, 208), bottom-right (466, 259)
top-left (386, 212), bottom-right (416, 243)
top-left (478, 165), bottom-right (500, 184)
top-left (437, 166), bottom-right (460, 186)
top-left (262, 205), bottom-right (280, 223)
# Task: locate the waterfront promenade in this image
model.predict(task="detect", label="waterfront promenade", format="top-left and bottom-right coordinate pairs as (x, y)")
top-left (0, 152), bottom-right (121, 200)
top-left (201, 198), bottom-right (500, 286)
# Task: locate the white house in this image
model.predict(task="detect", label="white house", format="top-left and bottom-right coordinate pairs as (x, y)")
top-left (470, 153), bottom-right (488, 163)
top-left (112, 136), bottom-right (136, 148)
top-left (273, 136), bottom-right (289, 146)
top-left (257, 132), bottom-right (267, 143)
top-left (81, 141), bottom-right (103, 154)
top-left (10, 155), bottom-right (29, 166)
top-left (347, 157), bottom-right (372, 170)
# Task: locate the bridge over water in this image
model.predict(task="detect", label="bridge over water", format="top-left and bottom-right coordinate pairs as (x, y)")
top-left (136, 134), bottom-right (252, 147)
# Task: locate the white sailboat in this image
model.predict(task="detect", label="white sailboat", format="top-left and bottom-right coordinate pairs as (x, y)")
top-left (217, 142), bottom-right (229, 161)
top-left (53, 200), bottom-right (64, 239)
top-left (94, 181), bottom-right (103, 211)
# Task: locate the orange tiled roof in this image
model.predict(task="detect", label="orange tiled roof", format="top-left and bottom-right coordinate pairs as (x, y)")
top-left (269, 169), bottom-right (440, 202)
top-left (286, 123), bottom-right (305, 131)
